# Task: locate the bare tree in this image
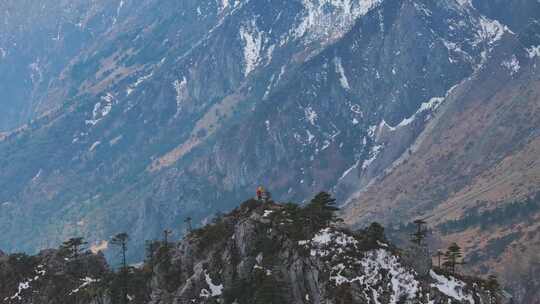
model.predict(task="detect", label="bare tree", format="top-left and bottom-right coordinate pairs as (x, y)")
top-left (163, 229), bottom-right (173, 248)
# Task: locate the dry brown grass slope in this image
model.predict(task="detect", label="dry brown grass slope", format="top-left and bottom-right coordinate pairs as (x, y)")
top-left (342, 39), bottom-right (540, 300)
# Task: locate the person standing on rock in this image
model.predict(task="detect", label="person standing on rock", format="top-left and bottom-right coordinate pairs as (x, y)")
top-left (257, 186), bottom-right (264, 201)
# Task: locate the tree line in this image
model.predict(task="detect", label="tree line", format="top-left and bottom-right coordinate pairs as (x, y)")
top-left (57, 191), bottom-right (503, 303)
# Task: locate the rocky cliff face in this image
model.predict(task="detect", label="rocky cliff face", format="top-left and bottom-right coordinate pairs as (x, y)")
top-left (0, 199), bottom-right (504, 304)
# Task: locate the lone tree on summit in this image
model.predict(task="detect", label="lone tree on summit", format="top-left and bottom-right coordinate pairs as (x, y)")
top-left (443, 242), bottom-right (464, 274)
top-left (60, 237), bottom-right (88, 258)
top-left (304, 192), bottom-right (341, 232)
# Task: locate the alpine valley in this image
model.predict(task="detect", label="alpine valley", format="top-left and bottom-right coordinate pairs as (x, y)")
top-left (0, 0), bottom-right (539, 302)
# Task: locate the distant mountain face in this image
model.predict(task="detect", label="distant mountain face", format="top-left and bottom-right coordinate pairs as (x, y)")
top-left (0, 0), bottom-right (539, 300)
top-left (0, 0), bottom-right (127, 131)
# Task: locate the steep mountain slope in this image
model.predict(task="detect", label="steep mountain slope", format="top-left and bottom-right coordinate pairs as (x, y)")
top-left (0, 0), bottom-right (129, 131)
top-left (342, 8), bottom-right (540, 303)
top-left (0, 199), bottom-right (505, 304)
top-left (343, 32), bottom-right (540, 224)
top-left (0, 0), bottom-right (516, 256)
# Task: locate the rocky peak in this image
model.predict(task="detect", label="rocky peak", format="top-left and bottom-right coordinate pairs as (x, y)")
top-left (0, 197), bottom-right (507, 304)
top-left (144, 198), bottom-right (503, 304)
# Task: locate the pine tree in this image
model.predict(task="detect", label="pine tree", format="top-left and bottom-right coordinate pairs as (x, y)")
top-left (111, 232), bottom-right (129, 304)
top-left (486, 274), bottom-right (501, 304)
top-left (60, 237), bottom-right (88, 258)
top-left (60, 237), bottom-right (89, 278)
top-left (304, 192), bottom-right (341, 232)
top-left (365, 222), bottom-right (386, 247)
top-left (410, 219), bottom-right (428, 246)
top-left (443, 242), bottom-right (463, 274)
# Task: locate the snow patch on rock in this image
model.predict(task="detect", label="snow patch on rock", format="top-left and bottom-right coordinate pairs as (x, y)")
top-left (300, 228), bottom-right (421, 303)
top-left (201, 270), bottom-right (223, 297)
top-left (69, 277), bottom-right (99, 295)
top-left (475, 16), bottom-right (506, 46)
top-left (526, 45), bottom-right (540, 58)
top-left (362, 144), bottom-right (383, 170)
top-left (330, 249), bottom-right (420, 303)
top-left (5, 265), bottom-right (46, 301)
top-left (501, 55), bottom-right (520, 75)
top-left (263, 210), bottom-right (274, 217)
top-left (293, 0), bottom-right (382, 44)
top-left (86, 93), bottom-right (115, 126)
top-left (430, 270), bottom-right (475, 303)
top-left (240, 20), bottom-right (264, 77)
top-left (304, 106), bottom-right (318, 126)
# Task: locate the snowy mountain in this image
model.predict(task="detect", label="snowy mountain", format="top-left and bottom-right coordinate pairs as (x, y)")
top-left (0, 0), bottom-right (539, 302)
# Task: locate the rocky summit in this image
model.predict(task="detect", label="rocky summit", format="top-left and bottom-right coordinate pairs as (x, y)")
top-left (0, 197), bottom-right (505, 304)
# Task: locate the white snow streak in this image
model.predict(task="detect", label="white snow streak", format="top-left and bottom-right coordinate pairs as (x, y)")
top-left (334, 57), bottom-right (350, 90)
top-left (362, 144), bottom-right (382, 170)
top-left (394, 97), bottom-right (445, 128)
top-left (127, 72), bottom-right (154, 96)
top-left (69, 277), bottom-right (100, 295)
top-left (240, 20), bottom-right (264, 77)
top-left (173, 77), bottom-right (188, 116)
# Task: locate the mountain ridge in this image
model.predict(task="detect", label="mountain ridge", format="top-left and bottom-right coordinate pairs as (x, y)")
top-left (0, 197), bottom-right (507, 304)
